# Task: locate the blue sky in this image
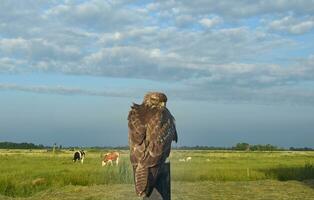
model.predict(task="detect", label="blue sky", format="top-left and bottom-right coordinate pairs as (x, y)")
top-left (0, 0), bottom-right (314, 147)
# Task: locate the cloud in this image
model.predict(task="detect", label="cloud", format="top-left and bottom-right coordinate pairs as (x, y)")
top-left (43, 0), bottom-right (146, 31)
top-left (1, 81), bottom-right (313, 106)
top-left (0, 83), bottom-right (133, 98)
top-left (149, 0), bottom-right (314, 19)
top-left (0, 57), bottom-right (24, 73)
top-left (199, 16), bottom-right (222, 28)
top-left (174, 15), bottom-right (195, 28)
top-left (0, 37), bottom-right (81, 60)
top-left (0, 1), bottom-right (314, 105)
top-left (268, 16), bottom-right (314, 34)
top-left (176, 85), bottom-right (314, 105)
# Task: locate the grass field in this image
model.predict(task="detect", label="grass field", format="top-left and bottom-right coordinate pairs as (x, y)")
top-left (0, 149), bottom-right (314, 200)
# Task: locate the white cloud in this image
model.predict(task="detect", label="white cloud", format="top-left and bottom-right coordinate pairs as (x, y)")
top-left (199, 16), bottom-right (222, 28)
top-left (0, 37), bottom-right (81, 62)
top-left (174, 15), bottom-right (195, 28)
top-left (1, 81), bottom-right (314, 106)
top-left (152, 0), bottom-right (314, 19)
top-left (269, 16), bottom-right (314, 34)
top-left (44, 0), bottom-right (146, 31)
top-left (0, 1), bottom-right (314, 105)
top-left (0, 57), bottom-right (25, 73)
top-left (0, 38), bottom-right (29, 52)
top-left (150, 48), bottom-right (161, 58)
top-left (0, 83), bottom-right (133, 98)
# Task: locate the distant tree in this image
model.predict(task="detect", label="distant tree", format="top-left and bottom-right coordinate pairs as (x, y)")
top-left (238, 143), bottom-right (281, 151)
top-left (289, 147), bottom-right (314, 151)
top-left (234, 143), bottom-right (250, 151)
top-left (0, 142), bottom-right (46, 149)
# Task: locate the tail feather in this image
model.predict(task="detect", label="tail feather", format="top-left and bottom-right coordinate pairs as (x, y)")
top-left (135, 165), bottom-right (148, 197)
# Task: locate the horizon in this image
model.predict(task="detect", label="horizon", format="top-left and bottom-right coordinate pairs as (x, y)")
top-left (1, 140), bottom-right (313, 149)
top-left (0, 1), bottom-right (314, 148)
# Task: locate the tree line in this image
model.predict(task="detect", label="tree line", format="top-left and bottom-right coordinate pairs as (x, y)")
top-left (0, 141), bottom-right (313, 151)
top-left (232, 143), bottom-right (284, 151)
top-left (175, 143), bottom-right (314, 151)
top-left (0, 142), bottom-right (46, 149)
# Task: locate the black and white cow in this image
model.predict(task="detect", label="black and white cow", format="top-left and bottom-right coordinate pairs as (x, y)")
top-left (73, 150), bottom-right (85, 164)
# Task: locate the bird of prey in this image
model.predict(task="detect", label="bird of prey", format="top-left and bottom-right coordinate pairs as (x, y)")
top-left (128, 92), bottom-right (178, 197)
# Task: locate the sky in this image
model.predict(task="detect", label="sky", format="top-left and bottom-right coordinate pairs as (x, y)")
top-left (0, 0), bottom-right (314, 148)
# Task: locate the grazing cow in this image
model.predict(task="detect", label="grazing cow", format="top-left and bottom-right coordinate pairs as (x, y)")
top-left (73, 150), bottom-right (85, 164)
top-left (102, 151), bottom-right (120, 166)
top-left (186, 156), bottom-right (192, 162)
top-left (179, 158), bottom-right (186, 162)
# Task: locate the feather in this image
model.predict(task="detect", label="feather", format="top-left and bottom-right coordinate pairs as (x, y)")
top-left (135, 165), bottom-right (148, 197)
top-left (128, 92), bottom-right (178, 197)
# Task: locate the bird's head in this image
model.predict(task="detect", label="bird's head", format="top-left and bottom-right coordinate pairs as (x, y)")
top-left (143, 92), bottom-right (167, 108)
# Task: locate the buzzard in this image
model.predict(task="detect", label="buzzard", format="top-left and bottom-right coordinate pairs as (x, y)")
top-left (128, 92), bottom-right (178, 197)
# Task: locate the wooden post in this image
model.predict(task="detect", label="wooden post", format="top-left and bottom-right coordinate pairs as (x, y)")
top-left (143, 162), bottom-right (171, 200)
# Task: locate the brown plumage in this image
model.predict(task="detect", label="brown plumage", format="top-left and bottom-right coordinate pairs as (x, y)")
top-left (128, 92), bottom-right (178, 197)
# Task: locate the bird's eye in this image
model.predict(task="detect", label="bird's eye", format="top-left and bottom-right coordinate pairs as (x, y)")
top-left (151, 97), bottom-right (158, 102)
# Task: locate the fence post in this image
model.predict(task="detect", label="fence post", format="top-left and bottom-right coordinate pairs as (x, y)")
top-left (143, 162), bottom-right (171, 200)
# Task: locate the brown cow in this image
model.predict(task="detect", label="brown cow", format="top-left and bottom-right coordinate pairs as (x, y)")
top-left (102, 151), bottom-right (120, 166)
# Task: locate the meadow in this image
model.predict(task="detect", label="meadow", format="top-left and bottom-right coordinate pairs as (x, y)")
top-left (0, 149), bottom-right (314, 200)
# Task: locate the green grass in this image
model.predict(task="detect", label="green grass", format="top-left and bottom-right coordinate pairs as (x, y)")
top-left (170, 150), bottom-right (314, 182)
top-left (0, 150), bottom-right (133, 197)
top-left (1, 180), bottom-right (314, 200)
top-left (0, 149), bottom-right (314, 199)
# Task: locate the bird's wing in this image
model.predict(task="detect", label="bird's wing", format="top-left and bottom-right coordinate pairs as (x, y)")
top-left (142, 107), bottom-right (177, 167)
top-left (128, 104), bottom-right (147, 165)
top-left (128, 105), bottom-right (177, 197)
